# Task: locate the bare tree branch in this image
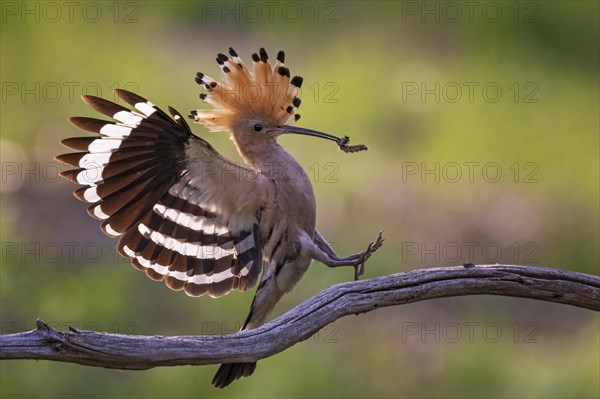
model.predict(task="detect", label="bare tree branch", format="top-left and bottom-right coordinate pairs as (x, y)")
top-left (1, 264), bottom-right (598, 369)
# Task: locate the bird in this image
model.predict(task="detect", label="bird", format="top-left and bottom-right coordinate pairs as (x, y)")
top-left (55, 47), bottom-right (384, 388)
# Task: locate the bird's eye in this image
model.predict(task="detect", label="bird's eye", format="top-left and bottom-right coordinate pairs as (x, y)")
top-left (253, 123), bottom-right (262, 132)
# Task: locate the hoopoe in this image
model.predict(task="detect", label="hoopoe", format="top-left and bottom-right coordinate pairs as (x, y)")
top-left (56, 47), bottom-right (384, 388)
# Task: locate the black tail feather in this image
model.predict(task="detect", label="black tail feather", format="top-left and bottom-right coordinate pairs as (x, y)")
top-left (212, 362), bottom-right (257, 388)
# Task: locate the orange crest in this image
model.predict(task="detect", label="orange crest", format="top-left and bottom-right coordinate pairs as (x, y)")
top-left (191, 48), bottom-right (303, 132)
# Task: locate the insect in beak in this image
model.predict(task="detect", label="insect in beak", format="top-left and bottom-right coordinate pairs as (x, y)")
top-left (275, 125), bottom-right (368, 153)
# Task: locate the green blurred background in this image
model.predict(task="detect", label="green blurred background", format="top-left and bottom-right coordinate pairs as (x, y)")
top-left (1, 1), bottom-right (598, 397)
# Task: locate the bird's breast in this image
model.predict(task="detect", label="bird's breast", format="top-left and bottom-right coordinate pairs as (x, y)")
top-left (259, 163), bottom-right (316, 266)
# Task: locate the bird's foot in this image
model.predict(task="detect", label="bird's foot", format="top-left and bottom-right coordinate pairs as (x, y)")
top-left (354, 231), bottom-right (385, 280)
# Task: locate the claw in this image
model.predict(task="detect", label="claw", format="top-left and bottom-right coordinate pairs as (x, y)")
top-left (371, 231), bottom-right (385, 251)
top-left (354, 231), bottom-right (384, 280)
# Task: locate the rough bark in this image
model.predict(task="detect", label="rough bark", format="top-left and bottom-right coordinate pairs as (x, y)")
top-left (1, 264), bottom-right (598, 369)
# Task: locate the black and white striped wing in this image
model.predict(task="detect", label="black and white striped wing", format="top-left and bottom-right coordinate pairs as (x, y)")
top-left (56, 89), bottom-right (266, 298)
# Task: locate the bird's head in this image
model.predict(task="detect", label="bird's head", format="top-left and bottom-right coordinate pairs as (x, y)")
top-left (189, 47), bottom-right (366, 159)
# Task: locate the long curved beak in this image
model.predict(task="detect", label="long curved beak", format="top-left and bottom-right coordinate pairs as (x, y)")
top-left (275, 125), bottom-right (343, 143)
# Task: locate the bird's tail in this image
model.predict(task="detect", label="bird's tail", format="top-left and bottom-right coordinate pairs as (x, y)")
top-left (211, 278), bottom-right (278, 388)
top-left (212, 290), bottom-right (260, 388)
top-left (212, 362), bottom-right (257, 388)
top-left (211, 308), bottom-right (258, 389)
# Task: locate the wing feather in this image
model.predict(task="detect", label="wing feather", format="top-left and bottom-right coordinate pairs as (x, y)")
top-left (57, 90), bottom-right (268, 297)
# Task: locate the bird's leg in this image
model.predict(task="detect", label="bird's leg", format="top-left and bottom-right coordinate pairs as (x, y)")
top-left (311, 230), bottom-right (384, 280)
top-left (314, 230), bottom-right (362, 260)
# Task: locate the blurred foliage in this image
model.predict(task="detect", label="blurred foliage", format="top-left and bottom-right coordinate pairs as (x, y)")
top-left (1, 1), bottom-right (598, 398)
